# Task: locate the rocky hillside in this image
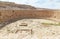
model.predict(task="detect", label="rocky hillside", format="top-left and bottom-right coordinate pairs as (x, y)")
top-left (0, 1), bottom-right (36, 10)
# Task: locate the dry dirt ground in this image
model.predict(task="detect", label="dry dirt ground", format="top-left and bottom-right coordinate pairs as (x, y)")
top-left (0, 19), bottom-right (60, 39)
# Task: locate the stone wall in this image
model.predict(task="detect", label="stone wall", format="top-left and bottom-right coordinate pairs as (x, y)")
top-left (0, 10), bottom-right (54, 23)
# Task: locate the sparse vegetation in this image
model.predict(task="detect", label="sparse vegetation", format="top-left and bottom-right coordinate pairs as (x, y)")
top-left (42, 22), bottom-right (60, 26)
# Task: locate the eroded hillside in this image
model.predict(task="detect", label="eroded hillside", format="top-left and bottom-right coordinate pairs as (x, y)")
top-left (0, 1), bottom-right (36, 10)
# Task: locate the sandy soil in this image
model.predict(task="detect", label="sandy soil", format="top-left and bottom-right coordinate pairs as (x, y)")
top-left (0, 19), bottom-right (60, 39)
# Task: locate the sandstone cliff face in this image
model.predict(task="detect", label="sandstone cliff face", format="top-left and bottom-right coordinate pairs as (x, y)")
top-left (53, 10), bottom-right (60, 19)
top-left (0, 1), bottom-right (60, 25)
top-left (0, 10), bottom-right (54, 23)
